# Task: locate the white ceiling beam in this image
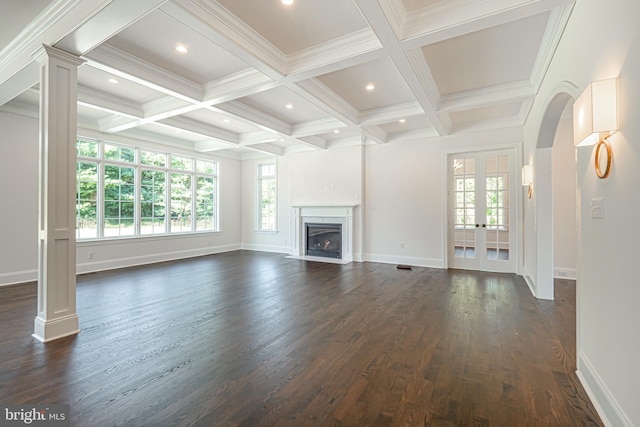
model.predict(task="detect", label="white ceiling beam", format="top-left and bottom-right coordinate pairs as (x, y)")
top-left (361, 125), bottom-right (388, 144)
top-left (0, 0), bottom-right (167, 106)
top-left (0, 62), bottom-right (39, 107)
top-left (359, 102), bottom-right (423, 126)
top-left (159, 116), bottom-right (239, 144)
top-left (167, 0), bottom-right (287, 78)
top-left (386, 127), bottom-right (440, 143)
top-left (292, 118), bottom-right (346, 138)
top-left (84, 46), bottom-right (203, 102)
top-left (243, 143), bottom-right (284, 157)
top-left (438, 81), bottom-right (536, 113)
top-left (56, 0), bottom-right (169, 55)
top-left (354, 0), bottom-right (450, 136)
top-left (216, 101), bottom-right (292, 136)
top-left (194, 140), bottom-right (239, 152)
top-left (296, 136), bottom-right (328, 150)
top-left (77, 86), bottom-right (144, 118)
top-left (292, 79), bottom-right (359, 125)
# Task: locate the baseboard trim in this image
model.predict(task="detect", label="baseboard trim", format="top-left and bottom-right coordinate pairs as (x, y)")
top-left (76, 244), bottom-right (241, 275)
top-left (364, 253), bottom-right (444, 269)
top-left (523, 266), bottom-right (537, 297)
top-left (554, 267), bottom-right (576, 280)
top-left (576, 349), bottom-right (633, 427)
top-left (0, 269), bottom-right (37, 287)
top-left (240, 243), bottom-right (290, 254)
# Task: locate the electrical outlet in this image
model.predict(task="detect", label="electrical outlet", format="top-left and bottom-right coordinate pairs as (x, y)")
top-left (87, 251), bottom-right (94, 260)
top-left (400, 242), bottom-right (405, 249)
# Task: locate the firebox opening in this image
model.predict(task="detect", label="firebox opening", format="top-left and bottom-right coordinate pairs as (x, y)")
top-left (306, 223), bottom-right (342, 259)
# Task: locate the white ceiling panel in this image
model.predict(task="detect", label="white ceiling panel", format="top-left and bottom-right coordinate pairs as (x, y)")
top-left (316, 57), bottom-right (416, 112)
top-left (106, 9), bottom-right (250, 85)
top-left (216, 0), bottom-right (368, 54)
top-left (422, 11), bottom-right (550, 95)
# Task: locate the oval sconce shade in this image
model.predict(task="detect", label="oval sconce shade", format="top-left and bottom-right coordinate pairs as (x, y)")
top-left (573, 78), bottom-right (618, 147)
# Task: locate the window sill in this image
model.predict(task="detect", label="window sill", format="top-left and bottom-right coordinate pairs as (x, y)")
top-left (77, 230), bottom-right (222, 245)
top-left (254, 229), bottom-right (279, 235)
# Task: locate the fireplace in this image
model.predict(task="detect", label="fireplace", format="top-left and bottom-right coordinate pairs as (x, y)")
top-left (289, 205), bottom-right (356, 264)
top-left (306, 223), bottom-right (342, 259)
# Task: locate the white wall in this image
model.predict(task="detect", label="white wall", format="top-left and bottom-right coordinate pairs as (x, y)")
top-left (240, 128), bottom-right (523, 270)
top-left (0, 112), bottom-right (39, 285)
top-left (552, 112), bottom-right (576, 279)
top-left (523, 0), bottom-right (640, 424)
top-left (0, 112), bottom-right (243, 285)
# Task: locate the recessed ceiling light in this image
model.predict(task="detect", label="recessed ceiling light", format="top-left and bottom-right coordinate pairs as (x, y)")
top-left (366, 83), bottom-right (375, 91)
top-left (333, 129), bottom-right (340, 134)
top-left (175, 44), bottom-right (188, 54)
top-left (285, 103), bottom-right (293, 109)
top-left (223, 119), bottom-right (230, 123)
top-left (282, 0), bottom-right (294, 5)
top-left (399, 118), bottom-right (406, 123)
top-left (108, 78), bottom-right (118, 84)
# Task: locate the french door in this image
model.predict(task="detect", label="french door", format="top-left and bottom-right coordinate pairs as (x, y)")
top-left (448, 150), bottom-right (516, 273)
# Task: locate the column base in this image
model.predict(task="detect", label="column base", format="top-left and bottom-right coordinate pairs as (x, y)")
top-left (33, 314), bottom-right (80, 343)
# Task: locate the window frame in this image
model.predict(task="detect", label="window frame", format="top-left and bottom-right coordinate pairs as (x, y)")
top-left (256, 162), bottom-right (277, 232)
top-left (75, 137), bottom-right (219, 241)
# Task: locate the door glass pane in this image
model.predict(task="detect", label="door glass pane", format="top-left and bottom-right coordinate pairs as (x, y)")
top-left (453, 158), bottom-right (475, 259)
top-left (485, 155), bottom-right (509, 261)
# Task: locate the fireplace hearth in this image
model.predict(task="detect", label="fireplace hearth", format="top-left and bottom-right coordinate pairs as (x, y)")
top-left (306, 223), bottom-right (342, 259)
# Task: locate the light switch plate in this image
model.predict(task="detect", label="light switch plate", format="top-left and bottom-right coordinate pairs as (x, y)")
top-left (591, 198), bottom-right (604, 219)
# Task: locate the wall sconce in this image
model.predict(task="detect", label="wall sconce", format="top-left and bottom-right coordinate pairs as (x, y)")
top-left (522, 164), bottom-right (533, 199)
top-left (573, 78), bottom-right (618, 178)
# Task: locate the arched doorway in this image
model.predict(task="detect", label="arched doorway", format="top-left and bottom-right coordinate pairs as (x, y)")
top-left (534, 83), bottom-right (577, 300)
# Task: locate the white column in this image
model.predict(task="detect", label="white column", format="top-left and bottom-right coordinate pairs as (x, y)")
top-left (32, 45), bottom-right (85, 342)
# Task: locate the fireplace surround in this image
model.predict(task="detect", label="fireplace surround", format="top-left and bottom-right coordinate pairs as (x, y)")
top-left (289, 205), bottom-right (356, 264)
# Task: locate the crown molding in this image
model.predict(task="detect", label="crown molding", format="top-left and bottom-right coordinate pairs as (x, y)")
top-left (401, 0), bottom-right (574, 48)
top-left (376, 0), bottom-right (407, 41)
top-left (202, 68), bottom-right (274, 103)
top-left (359, 101), bottom-right (423, 126)
top-left (386, 127), bottom-right (440, 143)
top-left (217, 100), bottom-right (292, 136)
top-left (292, 118), bottom-right (345, 138)
top-left (438, 80), bottom-right (535, 113)
top-left (0, 0), bottom-right (109, 85)
top-left (287, 28), bottom-right (382, 76)
top-left (529, 4), bottom-right (575, 90)
top-left (78, 86), bottom-right (144, 118)
top-left (172, 0), bottom-right (287, 76)
top-left (159, 116), bottom-right (239, 144)
top-left (84, 45), bottom-right (203, 102)
top-left (293, 79), bottom-right (360, 125)
top-left (361, 125), bottom-right (388, 144)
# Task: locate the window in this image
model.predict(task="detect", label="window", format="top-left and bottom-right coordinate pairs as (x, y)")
top-left (257, 163), bottom-right (276, 231)
top-left (104, 164), bottom-right (135, 237)
top-left (75, 138), bottom-right (218, 240)
top-left (76, 139), bottom-right (99, 239)
top-left (170, 172), bottom-right (192, 233)
top-left (140, 168), bottom-right (166, 235)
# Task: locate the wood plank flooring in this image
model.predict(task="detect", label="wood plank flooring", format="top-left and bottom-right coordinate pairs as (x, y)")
top-left (0, 251), bottom-right (602, 426)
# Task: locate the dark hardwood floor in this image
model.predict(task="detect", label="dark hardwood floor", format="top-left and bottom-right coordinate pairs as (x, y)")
top-left (0, 251), bottom-right (602, 426)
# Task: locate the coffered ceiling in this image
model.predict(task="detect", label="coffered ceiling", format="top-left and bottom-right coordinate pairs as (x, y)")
top-left (0, 0), bottom-right (574, 159)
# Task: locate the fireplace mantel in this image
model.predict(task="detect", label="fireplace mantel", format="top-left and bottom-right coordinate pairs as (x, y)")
top-left (288, 204), bottom-right (358, 264)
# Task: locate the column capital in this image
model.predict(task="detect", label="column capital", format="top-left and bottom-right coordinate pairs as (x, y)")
top-left (32, 44), bottom-right (86, 67)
